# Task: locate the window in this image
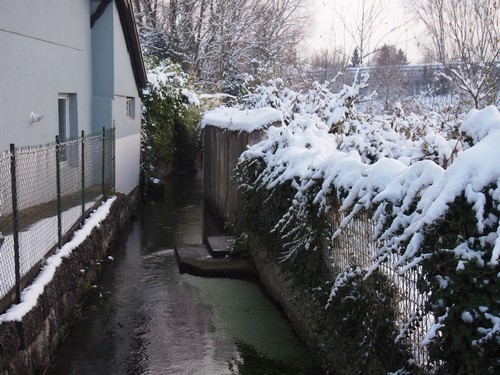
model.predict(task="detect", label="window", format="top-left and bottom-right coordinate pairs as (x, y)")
top-left (58, 95), bottom-right (70, 140)
top-left (126, 97), bottom-right (135, 119)
top-left (58, 93), bottom-right (77, 140)
top-left (58, 93), bottom-right (78, 163)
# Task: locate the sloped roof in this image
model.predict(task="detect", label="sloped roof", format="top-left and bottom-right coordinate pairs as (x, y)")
top-left (116, 0), bottom-right (147, 89)
top-left (92, 0), bottom-right (147, 89)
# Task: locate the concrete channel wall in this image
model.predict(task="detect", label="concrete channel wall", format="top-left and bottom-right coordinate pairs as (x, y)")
top-left (202, 120), bottom-right (315, 351)
top-left (202, 115), bottom-right (413, 372)
top-left (203, 125), bottom-right (268, 229)
top-left (0, 191), bottom-right (138, 375)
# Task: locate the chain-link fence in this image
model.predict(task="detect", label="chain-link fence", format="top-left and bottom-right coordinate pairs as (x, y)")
top-left (0, 129), bottom-right (114, 312)
top-left (327, 210), bottom-right (431, 368)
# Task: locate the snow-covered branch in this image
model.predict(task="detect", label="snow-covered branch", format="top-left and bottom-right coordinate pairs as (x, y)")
top-left (236, 76), bottom-right (500, 370)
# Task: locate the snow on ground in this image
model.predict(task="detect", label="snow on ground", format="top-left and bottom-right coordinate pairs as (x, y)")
top-left (0, 200), bottom-right (100, 299)
top-left (0, 196), bottom-right (116, 323)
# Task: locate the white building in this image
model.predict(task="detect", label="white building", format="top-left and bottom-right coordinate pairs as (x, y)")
top-left (0, 0), bottom-right (146, 195)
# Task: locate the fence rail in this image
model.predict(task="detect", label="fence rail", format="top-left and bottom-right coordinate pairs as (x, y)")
top-left (0, 129), bottom-right (114, 312)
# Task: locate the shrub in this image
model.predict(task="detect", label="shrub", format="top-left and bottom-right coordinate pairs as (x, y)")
top-left (141, 58), bottom-right (201, 177)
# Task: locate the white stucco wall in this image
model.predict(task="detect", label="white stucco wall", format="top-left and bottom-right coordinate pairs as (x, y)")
top-left (91, 1), bottom-right (142, 194)
top-left (115, 132), bottom-right (141, 195)
top-left (0, 0), bottom-right (93, 151)
top-left (112, 1), bottom-right (142, 137)
top-left (91, 0), bottom-right (114, 133)
top-left (111, 1), bottom-right (142, 194)
top-left (1, 0), bottom-right (143, 194)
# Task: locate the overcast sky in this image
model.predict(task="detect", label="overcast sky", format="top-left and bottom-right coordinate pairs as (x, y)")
top-left (304, 0), bottom-right (423, 63)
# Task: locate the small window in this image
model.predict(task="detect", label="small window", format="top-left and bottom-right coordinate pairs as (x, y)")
top-left (126, 97), bottom-right (135, 118)
top-left (58, 93), bottom-right (78, 163)
top-left (58, 95), bottom-right (70, 140)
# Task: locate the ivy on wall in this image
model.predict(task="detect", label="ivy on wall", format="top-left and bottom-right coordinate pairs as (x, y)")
top-left (237, 160), bottom-right (413, 374)
top-left (234, 78), bottom-right (500, 373)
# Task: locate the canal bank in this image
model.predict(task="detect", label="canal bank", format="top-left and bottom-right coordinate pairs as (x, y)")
top-left (0, 190), bottom-right (139, 375)
top-left (44, 173), bottom-right (322, 374)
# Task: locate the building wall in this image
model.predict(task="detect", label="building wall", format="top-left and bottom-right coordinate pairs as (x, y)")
top-left (0, 0), bottom-right (93, 150)
top-left (90, 1), bottom-right (142, 194)
top-left (91, 0), bottom-right (115, 133)
top-left (111, 1), bottom-right (142, 194)
top-left (115, 133), bottom-right (141, 194)
top-left (0, 0), bottom-right (143, 194)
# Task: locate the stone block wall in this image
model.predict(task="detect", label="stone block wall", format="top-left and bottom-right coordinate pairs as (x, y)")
top-left (0, 190), bottom-right (138, 374)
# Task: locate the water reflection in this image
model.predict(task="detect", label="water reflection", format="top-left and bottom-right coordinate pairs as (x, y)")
top-left (140, 173), bottom-right (205, 249)
top-left (46, 173), bottom-right (321, 374)
top-left (183, 276), bottom-right (317, 375)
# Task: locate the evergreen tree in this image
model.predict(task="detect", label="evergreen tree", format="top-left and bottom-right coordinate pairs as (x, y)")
top-left (373, 44), bottom-right (408, 66)
top-left (350, 47), bottom-right (361, 67)
top-left (371, 44), bottom-right (409, 111)
top-left (397, 48), bottom-right (409, 65)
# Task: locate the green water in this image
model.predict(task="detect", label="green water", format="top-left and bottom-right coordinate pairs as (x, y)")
top-left (183, 276), bottom-right (318, 374)
top-left (46, 173), bottom-right (322, 374)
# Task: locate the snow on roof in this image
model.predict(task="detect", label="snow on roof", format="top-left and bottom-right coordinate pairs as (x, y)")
top-left (200, 107), bottom-right (283, 132)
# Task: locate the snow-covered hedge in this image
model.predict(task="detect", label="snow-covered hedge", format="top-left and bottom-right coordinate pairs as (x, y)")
top-left (141, 58), bottom-right (200, 175)
top-left (242, 77), bottom-right (465, 169)
top-left (236, 77), bottom-right (500, 372)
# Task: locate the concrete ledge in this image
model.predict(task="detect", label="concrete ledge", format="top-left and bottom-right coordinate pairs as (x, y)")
top-left (206, 236), bottom-right (233, 258)
top-left (175, 244), bottom-right (256, 279)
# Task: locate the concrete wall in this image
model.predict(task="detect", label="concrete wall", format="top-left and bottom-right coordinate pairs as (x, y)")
top-left (115, 133), bottom-right (141, 194)
top-left (202, 121), bottom-right (330, 368)
top-left (0, 191), bottom-right (138, 375)
top-left (0, 0), bottom-right (93, 150)
top-left (111, 0), bottom-right (142, 195)
top-left (248, 236), bottom-right (311, 342)
top-left (90, 1), bottom-right (142, 195)
top-left (203, 125), bottom-right (271, 229)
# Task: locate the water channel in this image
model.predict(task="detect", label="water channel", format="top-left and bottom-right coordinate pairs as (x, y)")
top-left (46, 173), bottom-right (321, 374)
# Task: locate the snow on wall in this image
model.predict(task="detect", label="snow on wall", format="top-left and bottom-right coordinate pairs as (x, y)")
top-left (200, 107), bottom-right (283, 132)
top-left (0, 197), bottom-right (116, 323)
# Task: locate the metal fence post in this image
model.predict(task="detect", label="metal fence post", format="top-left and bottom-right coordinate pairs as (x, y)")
top-left (102, 127), bottom-right (106, 199)
top-left (55, 136), bottom-right (62, 249)
top-left (112, 127), bottom-right (116, 193)
top-left (81, 130), bottom-right (85, 227)
top-left (9, 144), bottom-right (21, 304)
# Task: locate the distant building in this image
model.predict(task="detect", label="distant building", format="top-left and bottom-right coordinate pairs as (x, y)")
top-left (0, 0), bottom-right (147, 194)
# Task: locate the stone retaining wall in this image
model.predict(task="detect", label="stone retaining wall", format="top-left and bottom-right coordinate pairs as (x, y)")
top-left (0, 190), bottom-right (138, 375)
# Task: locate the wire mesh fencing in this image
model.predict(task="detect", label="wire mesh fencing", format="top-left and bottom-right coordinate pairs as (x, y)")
top-left (0, 150), bottom-right (14, 304)
top-left (0, 129), bottom-right (114, 311)
top-left (327, 209), bottom-right (431, 368)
